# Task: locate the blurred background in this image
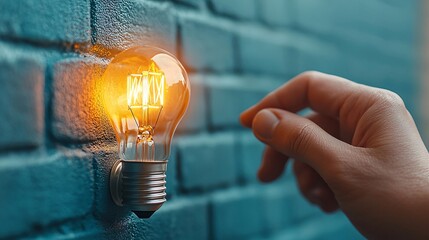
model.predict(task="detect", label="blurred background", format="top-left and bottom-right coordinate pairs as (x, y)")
top-left (0, 0), bottom-right (425, 239)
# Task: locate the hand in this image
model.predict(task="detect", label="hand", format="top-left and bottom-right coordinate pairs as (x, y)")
top-left (240, 71), bottom-right (429, 239)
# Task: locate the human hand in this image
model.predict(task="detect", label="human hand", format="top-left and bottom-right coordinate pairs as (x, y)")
top-left (240, 71), bottom-right (429, 239)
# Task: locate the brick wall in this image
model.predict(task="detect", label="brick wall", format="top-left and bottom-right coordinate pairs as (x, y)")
top-left (0, 0), bottom-right (421, 239)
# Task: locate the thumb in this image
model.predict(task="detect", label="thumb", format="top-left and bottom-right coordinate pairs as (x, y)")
top-left (252, 108), bottom-right (351, 178)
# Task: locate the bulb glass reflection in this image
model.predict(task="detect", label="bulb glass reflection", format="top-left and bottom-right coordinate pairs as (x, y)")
top-left (102, 46), bottom-right (190, 162)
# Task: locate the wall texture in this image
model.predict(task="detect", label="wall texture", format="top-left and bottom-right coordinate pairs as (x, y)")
top-left (0, 0), bottom-right (422, 239)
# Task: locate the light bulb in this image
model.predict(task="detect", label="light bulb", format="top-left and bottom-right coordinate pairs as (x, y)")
top-left (101, 46), bottom-right (190, 218)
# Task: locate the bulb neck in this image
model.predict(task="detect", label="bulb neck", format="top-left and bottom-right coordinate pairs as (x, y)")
top-left (110, 160), bottom-right (168, 218)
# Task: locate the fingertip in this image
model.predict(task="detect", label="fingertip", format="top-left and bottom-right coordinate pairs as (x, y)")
top-left (320, 200), bottom-right (339, 213)
top-left (240, 105), bottom-right (259, 128)
top-left (239, 111), bottom-right (252, 128)
top-left (315, 188), bottom-right (339, 213)
top-left (257, 167), bottom-right (278, 183)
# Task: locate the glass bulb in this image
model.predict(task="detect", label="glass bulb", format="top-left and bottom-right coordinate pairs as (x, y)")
top-left (102, 46), bottom-right (190, 162)
top-left (102, 46), bottom-right (190, 218)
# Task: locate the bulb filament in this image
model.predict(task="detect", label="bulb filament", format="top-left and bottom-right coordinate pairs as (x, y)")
top-left (126, 62), bottom-right (165, 161)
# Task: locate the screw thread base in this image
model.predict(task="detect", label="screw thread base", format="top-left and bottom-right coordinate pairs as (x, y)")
top-left (110, 160), bottom-right (167, 218)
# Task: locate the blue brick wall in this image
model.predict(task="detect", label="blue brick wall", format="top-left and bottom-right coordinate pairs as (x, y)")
top-left (0, 0), bottom-right (422, 239)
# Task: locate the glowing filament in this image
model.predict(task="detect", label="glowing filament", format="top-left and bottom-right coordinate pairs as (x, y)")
top-left (127, 64), bottom-right (165, 109)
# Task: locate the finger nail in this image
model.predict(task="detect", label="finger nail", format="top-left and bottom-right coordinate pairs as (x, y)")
top-left (253, 109), bottom-right (279, 140)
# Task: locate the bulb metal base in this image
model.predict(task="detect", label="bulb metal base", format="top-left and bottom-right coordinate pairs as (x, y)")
top-left (110, 160), bottom-right (167, 218)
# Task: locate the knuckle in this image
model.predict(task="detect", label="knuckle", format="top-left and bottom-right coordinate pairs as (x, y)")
top-left (300, 71), bottom-right (323, 81)
top-left (374, 89), bottom-right (405, 109)
top-left (289, 123), bottom-right (314, 154)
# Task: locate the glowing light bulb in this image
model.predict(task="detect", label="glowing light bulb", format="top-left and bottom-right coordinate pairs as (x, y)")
top-left (101, 46), bottom-right (190, 218)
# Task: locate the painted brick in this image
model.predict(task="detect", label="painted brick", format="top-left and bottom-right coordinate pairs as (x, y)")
top-left (176, 133), bottom-right (237, 191)
top-left (173, 0), bottom-right (202, 8)
top-left (142, 197), bottom-right (209, 240)
top-left (180, 16), bottom-right (235, 72)
top-left (260, 0), bottom-right (293, 27)
top-left (52, 57), bottom-right (108, 142)
top-left (0, 50), bottom-right (44, 150)
top-left (0, 0), bottom-right (90, 43)
top-left (262, 183), bottom-right (295, 234)
top-left (91, 143), bottom-right (129, 221)
top-left (340, 38), bottom-right (415, 85)
top-left (207, 75), bottom-right (281, 128)
top-left (293, 34), bottom-right (344, 75)
top-left (0, 150), bottom-right (94, 238)
top-left (294, 0), bottom-right (416, 44)
top-left (288, 177), bottom-right (322, 222)
top-left (20, 217), bottom-right (104, 240)
top-left (166, 145), bottom-right (178, 198)
top-left (340, 52), bottom-right (406, 87)
top-left (93, 0), bottom-right (176, 53)
top-left (269, 213), bottom-right (364, 240)
top-left (238, 31), bottom-right (293, 77)
top-left (176, 74), bottom-right (207, 133)
top-left (209, 0), bottom-right (258, 20)
top-left (211, 187), bottom-right (264, 240)
top-left (236, 131), bottom-right (264, 182)
top-left (93, 196), bottom-right (209, 239)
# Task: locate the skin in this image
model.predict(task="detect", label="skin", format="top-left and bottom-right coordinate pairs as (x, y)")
top-left (240, 71), bottom-right (429, 239)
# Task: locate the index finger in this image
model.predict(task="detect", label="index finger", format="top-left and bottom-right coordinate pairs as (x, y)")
top-left (240, 71), bottom-right (366, 128)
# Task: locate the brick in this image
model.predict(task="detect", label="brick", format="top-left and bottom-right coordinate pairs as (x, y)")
top-left (102, 215), bottom-right (145, 239)
top-left (294, 0), bottom-right (416, 44)
top-left (20, 217), bottom-right (105, 239)
top-left (238, 31), bottom-right (294, 77)
top-left (0, 0), bottom-right (90, 43)
top-left (176, 133), bottom-right (237, 191)
top-left (260, 0), bottom-right (293, 27)
top-left (52, 57), bottom-right (108, 142)
top-left (236, 131), bottom-right (264, 182)
top-left (93, 0), bottom-right (176, 53)
top-left (326, 41), bottom-right (415, 108)
top-left (207, 75), bottom-right (281, 128)
top-left (288, 177), bottom-right (322, 222)
top-left (166, 145), bottom-right (178, 198)
top-left (211, 187), bottom-right (264, 240)
top-left (292, 31), bottom-right (417, 104)
top-left (173, 0), bottom-right (202, 8)
top-left (209, 0), bottom-right (258, 20)
top-left (340, 53), bottom-right (403, 87)
top-left (269, 213), bottom-right (364, 240)
top-left (91, 144), bottom-right (130, 221)
top-left (180, 16), bottom-right (235, 72)
top-left (176, 74), bottom-right (207, 133)
top-left (340, 39), bottom-right (414, 84)
top-left (262, 183), bottom-right (295, 233)
top-left (293, 34), bottom-right (344, 75)
top-left (89, 196), bottom-right (209, 239)
top-left (142, 197), bottom-right (209, 240)
top-left (0, 49), bottom-right (44, 150)
top-left (0, 150), bottom-right (94, 238)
